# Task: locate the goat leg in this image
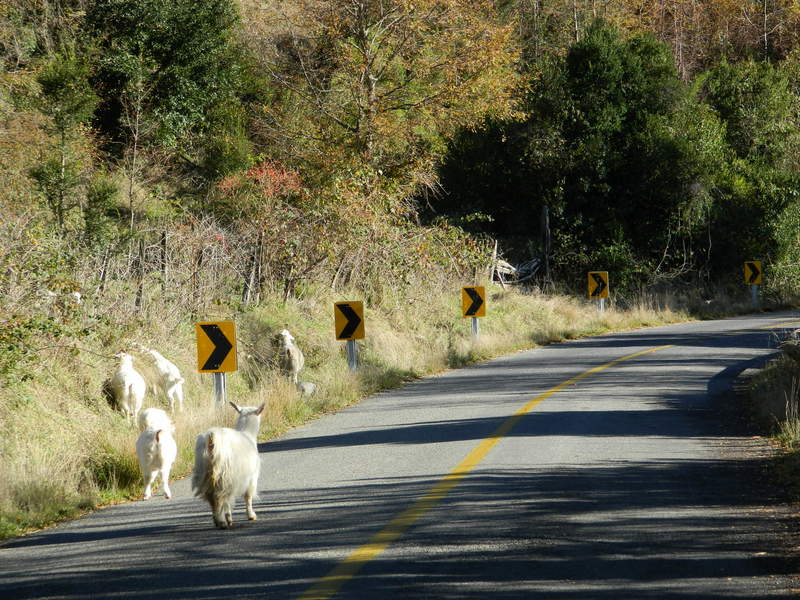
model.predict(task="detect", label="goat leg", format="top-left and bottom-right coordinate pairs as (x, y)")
top-left (224, 502), bottom-right (234, 528)
top-left (161, 467), bottom-right (172, 499)
top-left (210, 496), bottom-right (226, 529)
top-left (142, 470), bottom-right (157, 500)
top-left (244, 490), bottom-right (257, 521)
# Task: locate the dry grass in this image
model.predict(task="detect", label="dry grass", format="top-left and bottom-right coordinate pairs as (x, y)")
top-left (0, 283), bottom-right (697, 539)
top-left (748, 356), bottom-right (800, 500)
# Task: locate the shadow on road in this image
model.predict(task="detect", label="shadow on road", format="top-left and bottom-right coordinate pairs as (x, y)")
top-left (2, 318), bottom-right (797, 599)
top-left (1, 457), bottom-right (794, 599)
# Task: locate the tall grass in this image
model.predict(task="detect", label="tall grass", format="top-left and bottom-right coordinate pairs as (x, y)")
top-left (0, 283), bottom-right (698, 539)
top-left (747, 354), bottom-right (800, 500)
top-left (779, 380), bottom-right (800, 447)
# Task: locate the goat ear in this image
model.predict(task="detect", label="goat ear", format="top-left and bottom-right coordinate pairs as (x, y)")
top-left (229, 401), bottom-right (242, 413)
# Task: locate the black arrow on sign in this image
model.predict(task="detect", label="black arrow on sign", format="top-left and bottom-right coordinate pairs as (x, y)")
top-left (590, 273), bottom-right (607, 298)
top-left (337, 304), bottom-right (362, 339)
top-left (464, 287), bottom-right (484, 316)
top-left (200, 324), bottom-right (233, 370)
top-left (746, 262), bottom-right (761, 284)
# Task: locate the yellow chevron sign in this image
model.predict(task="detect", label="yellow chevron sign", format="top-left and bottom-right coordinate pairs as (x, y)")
top-left (196, 321), bottom-right (237, 372)
top-left (334, 301), bottom-right (365, 340)
top-left (461, 286), bottom-right (486, 318)
top-left (587, 272), bottom-right (609, 299)
top-left (744, 261), bottom-right (763, 285)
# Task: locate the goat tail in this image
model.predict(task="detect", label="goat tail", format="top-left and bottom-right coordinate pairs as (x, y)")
top-left (192, 430), bottom-right (234, 502)
top-left (192, 431), bottom-right (216, 499)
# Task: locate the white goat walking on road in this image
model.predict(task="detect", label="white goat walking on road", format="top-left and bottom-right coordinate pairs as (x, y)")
top-left (277, 329), bottom-right (304, 384)
top-left (109, 352), bottom-right (146, 422)
top-left (133, 343), bottom-right (185, 412)
top-left (136, 417), bottom-right (177, 500)
top-left (192, 402), bottom-right (266, 529)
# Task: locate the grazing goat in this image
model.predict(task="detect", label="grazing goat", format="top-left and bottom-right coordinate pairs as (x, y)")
top-left (109, 352), bottom-right (146, 422)
top-left (192, 402), bottom-right (265, 529)
top-left (133, 342), bottom-right (185, 412)
top-left (297, 381), bottom-right (317, 397)
top-left (136, 420), bottom-right (177, 500)
top-left (277, 329), bottom-right (304, 384)
top-left (138, 407), bottom-right (174, 432)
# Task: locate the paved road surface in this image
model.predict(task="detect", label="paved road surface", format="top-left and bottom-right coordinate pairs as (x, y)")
top-left (2, 311), bottom-right (799, 599)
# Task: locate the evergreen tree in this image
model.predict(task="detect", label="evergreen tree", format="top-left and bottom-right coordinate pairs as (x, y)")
top-left (31, 51), bottom-right (98, 231)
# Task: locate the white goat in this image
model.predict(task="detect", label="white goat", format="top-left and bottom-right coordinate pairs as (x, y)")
top-left (109, 352), bottom-right (146, 422)
top-left (138, 407), bottom-right (174, 432)
top-left (192, 402), bottom-right (265, 529)
top-left (133, 343), bottom-right (185, 412)
top-left (277, 329), bottom-right (304, 384)
top-left (136, 421), bottom-right (177, 500)
top-left (297, 381), bottom-right (317, 397)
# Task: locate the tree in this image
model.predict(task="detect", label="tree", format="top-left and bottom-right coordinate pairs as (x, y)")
top-left (431, 21), bottom-right (733, 289)
top-left (552, 23), bottom-right (687, 273)
top-left (247, 0), bottom-right (521, 212)
top-left (82, 171), bottom-right (121, 248)
top-left (703, 58), bottom-right (800, 272)
top-left (704, 59), bottom-right (799, 165)
top-left (0, 0), bottom-right (88, 67)
top-left (502, 0), bottom-right (629, 65)
top-left (30, 51), bottom-right (97, 231)
top-left (211, 160), bottom-right (331, 303)
top-left (86, 0), bottom-right (247, 153)
top-left (740, 0), bottom-right (800, 61)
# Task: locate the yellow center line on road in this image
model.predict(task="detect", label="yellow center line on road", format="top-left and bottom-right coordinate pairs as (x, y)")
top-left (297, 317), bottom-right (800, 600)
top-left (759, 320), bottom-right (800, 330)
top-left (297, 344), bottom-right (674, 600)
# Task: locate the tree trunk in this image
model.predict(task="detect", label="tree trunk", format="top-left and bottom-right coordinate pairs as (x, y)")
top-left (191, 246), bottom-right (205, 319)
top-left (160, 231), bottom-right (168, 293)
top-left (97, 246), bottom-right (110, 295)
top-left (57, 128), bottom-right (66, 231)
top-left (763, 0), bottom-right (769, 60)
top-left (573, 0), bottom-right (580, 43)
top-left (541, 204), bottom-right (551, 285)
top-left (134, 237), bottom-right (145, 314)
top-left (489, 239), bottom-right (498, 284)
top-left (242, 231), bottom-right (264, 306)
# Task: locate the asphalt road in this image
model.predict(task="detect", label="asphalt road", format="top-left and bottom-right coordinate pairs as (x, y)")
top-left (2, 311), bottom-right (800, 599)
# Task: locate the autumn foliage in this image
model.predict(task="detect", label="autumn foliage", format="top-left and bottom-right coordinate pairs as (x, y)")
top-left (4, 0), bottom-right (800, 541)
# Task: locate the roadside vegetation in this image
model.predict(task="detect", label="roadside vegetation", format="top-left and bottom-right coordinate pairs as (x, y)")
top-left (748, 353), bottom-right (800, 501)
top-left (0, 274), bottom-right (769, 540)
top-left (3, 1), bottom-right (800, 539)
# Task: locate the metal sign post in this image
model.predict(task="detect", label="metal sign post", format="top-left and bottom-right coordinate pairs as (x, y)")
top-left (346, 339), bottom-right (358, 371)
top-left (471, 316), bottom-right (480, 339)
top-left (213, 372), bottom-right (227, 406)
